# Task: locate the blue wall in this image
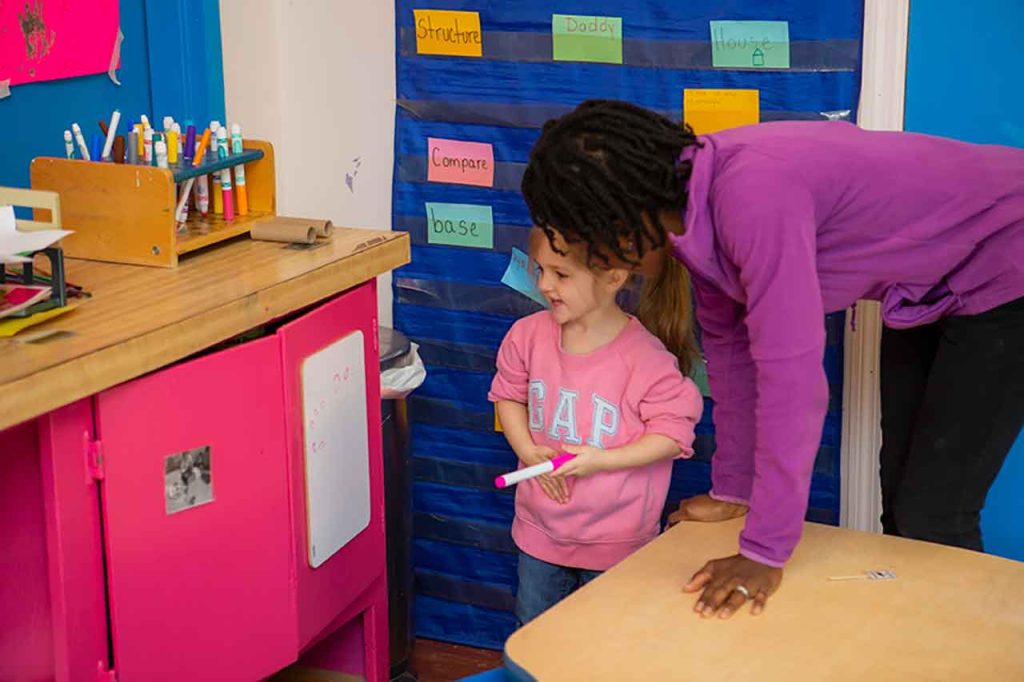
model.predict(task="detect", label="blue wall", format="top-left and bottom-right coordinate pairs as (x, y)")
top-left (905, 0), bottom-right (1023, 562)
top-left (0, 1), bottom-right (152, 189)
top-left (0, 0), bottom-right (224, 191)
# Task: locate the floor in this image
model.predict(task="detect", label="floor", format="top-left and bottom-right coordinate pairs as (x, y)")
top-left (268, 638), bottom-right (503, 682)
top-left (409, 639), bottom-right (504, 682)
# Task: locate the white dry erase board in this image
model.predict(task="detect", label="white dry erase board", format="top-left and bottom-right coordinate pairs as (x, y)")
top-left (301, 330), bottom-right (370, 568)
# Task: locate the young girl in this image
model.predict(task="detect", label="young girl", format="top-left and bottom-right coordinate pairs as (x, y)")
top-left (519, 99), bottom-right (1024, 620)
top-left (489, 228), bottom-right (703, 625)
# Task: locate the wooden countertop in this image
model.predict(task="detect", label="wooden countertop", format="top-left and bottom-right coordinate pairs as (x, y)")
top-left (0, 228), bottom-right (409, 431)
top-left (505, 518), bottom-right (1024, 681)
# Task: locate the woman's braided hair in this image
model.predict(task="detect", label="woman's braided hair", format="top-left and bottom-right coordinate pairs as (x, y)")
top-left (520, 99), bottom-right (699, 266)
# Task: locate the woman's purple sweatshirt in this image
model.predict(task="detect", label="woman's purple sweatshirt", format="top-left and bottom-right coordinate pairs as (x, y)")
top-left (670, 121), bottom-right (1024, 566)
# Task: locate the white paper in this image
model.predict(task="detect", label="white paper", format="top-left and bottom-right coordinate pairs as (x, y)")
top-left (0, 205), bottom-right (15, 234)
top-left (0, 205), bottom-right (73, 256)
top-left (0, 230), bottom-right (73, 256)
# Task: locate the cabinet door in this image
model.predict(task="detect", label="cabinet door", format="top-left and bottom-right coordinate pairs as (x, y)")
top-left (38, 400), bottom-right (110, 682)
top-left (0, 419), bottom-right (57, 681)
top-left (95, 336), bottom-right (295, 681)
top-left (278, 281), bottom-right (386, 648)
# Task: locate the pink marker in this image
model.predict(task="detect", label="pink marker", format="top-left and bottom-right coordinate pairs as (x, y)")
top-left (195, 140), bottom-right (210, 216)
top-left (216, 126), bottom-right (234, 221)
top-left (495, 453), bottom-right (575, 489)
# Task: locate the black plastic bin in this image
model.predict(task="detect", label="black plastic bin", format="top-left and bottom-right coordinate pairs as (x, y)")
top-left (379, 327), bottom-right (416, 681)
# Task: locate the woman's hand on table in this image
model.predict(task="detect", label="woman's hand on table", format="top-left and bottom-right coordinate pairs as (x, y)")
top-left (683, 554), bottom-right (783, 618)
top-left (667, 494), bottom-right (748, 525)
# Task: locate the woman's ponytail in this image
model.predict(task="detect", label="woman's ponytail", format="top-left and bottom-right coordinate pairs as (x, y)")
top-left (637, 255), bottom-right (699, 376)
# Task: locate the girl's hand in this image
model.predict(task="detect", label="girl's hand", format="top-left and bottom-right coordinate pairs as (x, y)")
top-left (683, 554), bottom-right (783, 618)
top-left (518, 445), bottom-right (570, 504)
top-left (667, 494), bottom-right (748, 526)
top-left (553, 445), bottom-right (610, 478)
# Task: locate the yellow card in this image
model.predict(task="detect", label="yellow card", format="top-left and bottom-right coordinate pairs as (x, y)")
top-left (494, 405), bottom-right (503, 432)
top-left (414, 9), bottom-right (483, 57)
top-left (683, 89), bottom-right (760, 135)
top-left (0, 304), bottom-right (77, 337)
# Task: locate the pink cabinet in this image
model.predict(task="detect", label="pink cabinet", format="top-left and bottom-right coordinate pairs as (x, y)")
top-left (0, 281), bottom-right (388, 682)
top-left (1, 401), bottom-right (108, 682)
top-left (279, 278), bottom-right (386, 652)
top-left (96, 335), bottom-right (295, 681)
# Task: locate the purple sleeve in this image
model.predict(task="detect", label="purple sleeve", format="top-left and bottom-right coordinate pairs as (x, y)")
top-left (714, 173), bottom-right (829, 567)
top-left (691, 283), bottom-right (757, 505)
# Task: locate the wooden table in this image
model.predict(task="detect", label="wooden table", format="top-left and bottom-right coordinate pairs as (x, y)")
top-left (0, 228), bottom-right (408, 431)
top-left (505, 518), bottom-right (1024, 681)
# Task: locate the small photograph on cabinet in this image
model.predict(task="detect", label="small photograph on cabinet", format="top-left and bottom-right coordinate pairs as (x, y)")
top-left (165, 446), bottom-right (214, 514)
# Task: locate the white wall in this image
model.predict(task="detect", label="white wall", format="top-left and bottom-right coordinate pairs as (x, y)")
top-left (220, 0), bottom-right (397, 326)
top-left (840, 0), bottom-right (908, 532)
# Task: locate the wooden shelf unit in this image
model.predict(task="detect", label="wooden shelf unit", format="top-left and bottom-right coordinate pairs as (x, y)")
top-left (30, 139), bottom-right (276, 268)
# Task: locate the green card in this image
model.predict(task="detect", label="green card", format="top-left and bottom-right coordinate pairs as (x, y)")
top-left (710, 20), bottom-right (790, 69)
top-left (552, 14), bottom-right (623, 65)
top-left (692, 358), bottom-right (711, 398)
top-left (425, 202), bottom-right (494, 249)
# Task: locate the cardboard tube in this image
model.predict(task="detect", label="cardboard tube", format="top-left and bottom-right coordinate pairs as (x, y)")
top-left (263, 216), bottom-right (333, 239)
top-left (251, 221), bottom-right (317, 244)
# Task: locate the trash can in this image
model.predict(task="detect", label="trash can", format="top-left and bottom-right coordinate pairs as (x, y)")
top-left (379, 327), bottom-right (424, 682)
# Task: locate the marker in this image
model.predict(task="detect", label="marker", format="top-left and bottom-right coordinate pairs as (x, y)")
top-left (162, 115), bottom-right (174, 132)
top-left (63, 130), bottom-right (75, 159)
top-left (209, 121), bottom-right (223, 215)
top-left (154, 140), bottom-right (169, 169)
top-left (494, 453), bottom-right (576, 489)
top-left (152, 133), bottom-right (164, 166)
top-left (172, 123), bottom-right (183, 158)
top-left (71, 123), bottom-right (90, 160)
top-left (134, 123), bottom-right (144, 157)
top-left (174, 130), bottom-right (212, 227)
top-left (195, 184), bottom-right (210, 218)
top-left (184, 124), bottom-right (196, 163)
top-left (143, 128), bottom-right (154, 163)
top-left (174, 182), bottom-right (191, 230)
top-left (217, 127), bottom-right (234, 221)
top-left (112, 135), bottom-right (126, 164)
top-left (140, 114), bottom-right (150, 129)
top-left (102, 109), bottom-right (121, 161)
top-left (166, 130), bottom-right (179, 165)
top-left (195, 129), bottom-right (212, 216)
top-left (175, 175), bottom-right (196, 225)
top-left (127, 131), bottom-right (139, 164)
top-left (195, 173), bottom-right (209, 216)
top-left (90, 133), bottom-right (103, 163)
top-left (194, 128), bottom-right (211, 166)
top-left (216, 124), bottom-right (230, 158)
top-left (230, 124), bottom-right (248, 215)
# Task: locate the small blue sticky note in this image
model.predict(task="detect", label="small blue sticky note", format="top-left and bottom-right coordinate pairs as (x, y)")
top-left (710, 20), bottom-right (790, 69)
top-left (501, 247), bottom-right (548, 307)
